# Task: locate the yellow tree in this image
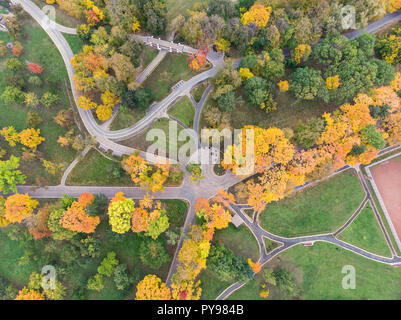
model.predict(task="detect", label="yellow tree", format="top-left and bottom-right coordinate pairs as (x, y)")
top-left (0, 126), bottom-right (19, 147)
top-left (241, 4), bottom-right (272, 29)
top-left (19, 128), bottom-right (45, 151)
top-left (326, 75), bottom-right (341, 90)
top-left (135, 275), bottom-right (171, 300)
top-left (108, 192), bottom-right (134, 234)
top-left (292, 44), bottom-right (311, 64)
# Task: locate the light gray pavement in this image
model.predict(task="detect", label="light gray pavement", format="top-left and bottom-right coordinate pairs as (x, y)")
top-left (345, 12), bottom-right (401, 39)
top-left (60, 145), bottom-right (91, 186)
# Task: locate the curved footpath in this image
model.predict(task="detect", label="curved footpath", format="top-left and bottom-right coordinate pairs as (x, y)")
top-left (14, 0), bottom-right (224, 160)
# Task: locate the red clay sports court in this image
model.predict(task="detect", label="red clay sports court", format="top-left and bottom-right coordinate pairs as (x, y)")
top-left (369, 157), bottom-right (401, 243)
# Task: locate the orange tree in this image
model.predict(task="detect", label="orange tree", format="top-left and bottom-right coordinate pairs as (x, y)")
top-left (60, 193), bottom-right (100, 233)
top-left (5, 193), bottom-right (39, 223)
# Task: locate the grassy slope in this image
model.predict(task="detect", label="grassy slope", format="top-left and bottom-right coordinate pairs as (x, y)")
top-left (338, 204), bottom-right (392, 257)
top-left (0, 20), bottom-right (78, 185)
top-left (142, 53), bottom-right (200, 102)
top-left (191, 81), bottom-right (209, 102)
top-left (259, 171), bottom-right (365, 237)
top-left (166, 0), bottom-right (209, 22)
top-left (63, 34), bottom-right (83, 54)
top-left (229, 242), bottom-right (401, 300)
top-left (168, 96), bottom-right (195, 127)
top-left (66, 149), bottom-right (133, 186)
top-left (214, 224), bottom-right (259, 261)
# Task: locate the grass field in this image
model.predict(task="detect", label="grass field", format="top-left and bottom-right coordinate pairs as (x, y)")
top-left (214, 224), bottom-right (259, 261)
top-left (0, 19), bottom-right (78, 185)
top-left (264, 237), bottom-right (282, 253)
top-left (0, 199), bottom-right (187, 300)
top-left (199, 270), bottom-right (231, 300)
top-left (120, 118), bottom-right (194, 158)
top-left (228, 242), bottom-right (401, 300)
top-left (64, 34), bottom-right (83, 54)
top-left (338, 203), bottom-right (391, 257)
top-left (168, 96), bottom-right (195, 127)
top-left (259, 171), bottom-right (365, 237)
top-left (66, 149), bottom-right (134, 186)
top-left (142, 53), bottom-right (200, 102)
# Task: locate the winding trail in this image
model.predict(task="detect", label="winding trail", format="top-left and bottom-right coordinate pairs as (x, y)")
top-left (14, 0), bottom-right (224, 161)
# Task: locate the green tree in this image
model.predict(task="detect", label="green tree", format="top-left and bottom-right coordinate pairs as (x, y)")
top-left (361, 125), bottom-right (386, 150)
top-left (1, 86), bottom-right (25, 104)
top-left (217, 91), bottom-right (237, 112)
top-left (262, 269), bottom-right (276, 286)
top-left (113, 264), bottom-right (133, 291)
top-left (5, 58), bottom-right (24, 71)
top-left (146, 211), bottom-right (169, 240)
top-left (244, 76), bottom-right (269, 106)
top-left (290, 67), bottom-right (324, 100)
top-left (86, 194), bottom-right (108, 217)
top-left (139, 238), bottom-right (169, 269)
top-left (98, 252), bottom-right (119, 277)
top-left (0, 156), bottom-right (26, 195)
top-left (273, 269), bottom-right (298, 297)
top-left (294, 117), bottom-right (326, 149)
top-left (207, 243), bottom-right (252, 282)
top-left (87, 274), bottom-right (104, 291)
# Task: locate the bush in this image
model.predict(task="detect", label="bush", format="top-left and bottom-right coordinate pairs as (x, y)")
top-left (139, 238), bottom-right (169, 269)
top-left (97, 252), bottom-right (119, 277)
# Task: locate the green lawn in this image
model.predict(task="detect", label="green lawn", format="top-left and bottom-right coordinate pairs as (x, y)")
top-left (259, 171), bottom-right (365, 237)
top-left (142, 53), bottom-right (201, 102)
top-left (168, 96), bottom-right (195, 127)
top-left (66, 149), bottom-right (134, 186)
top-left (166, 0), bottom-right (209, 22)
top-left (192, 81), bottom-right (209, 102)
top-left (199, 270), bottom-right (231, 300)
top-left (264, 237), bottom-right (282, 253)
top-left (0, 19), bottom-right (78, 185)
top-left (229, 242), bottom-right (401, 300)
top-left (121, 118), bottom-right (193, 158)
top-left (214, 224), bottom-right (259, 261)
top-left (64, 34), bottom-right (83, 54)
top-left (338, 204), bottom-right (392, 257)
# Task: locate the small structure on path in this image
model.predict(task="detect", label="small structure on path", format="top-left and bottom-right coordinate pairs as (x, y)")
top-left (231, 213), bottom-right (244, 228)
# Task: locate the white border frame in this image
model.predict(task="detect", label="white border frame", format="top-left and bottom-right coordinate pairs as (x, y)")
top-left (365, 151), bottom-right (401, 252)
